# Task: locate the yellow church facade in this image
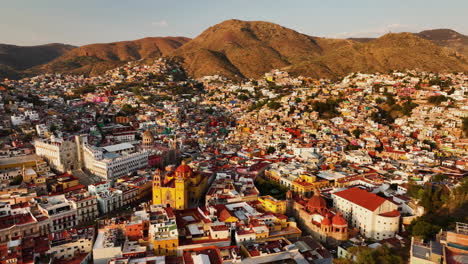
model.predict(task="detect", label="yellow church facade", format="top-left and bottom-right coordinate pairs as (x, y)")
top-left (152, 161), bottom-right (209, 210)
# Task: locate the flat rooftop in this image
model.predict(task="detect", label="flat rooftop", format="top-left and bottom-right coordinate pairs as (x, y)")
top-left (0, 154), bottom-right (41, 167)
top-left (103, 143), bottom-right (134, 153)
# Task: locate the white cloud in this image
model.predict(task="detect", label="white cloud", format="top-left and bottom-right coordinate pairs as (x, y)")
top-left (329, 24), bottom-right (423, 39)
top-left (151, 20), bottom-right (169, 28)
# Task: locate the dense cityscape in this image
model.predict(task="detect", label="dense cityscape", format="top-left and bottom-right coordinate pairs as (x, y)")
top-left (0, 55), bottom-right (466, 264)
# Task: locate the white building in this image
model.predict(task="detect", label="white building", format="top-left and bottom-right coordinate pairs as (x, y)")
top-left (88, 182), bottom-right (123, 215)
top-left (93, 227), bottom-right (124, 264)
top-left (47, 227), bottom-right (94, 261)
top-left (35, 135), bottom-right (148, 181)
top-left (0, 168), bottom-right (22, 181)
top-left (25, 110), bottom-right (39, 121)
top-left (36, 124), bottom-right (48, 137)
top-left (67, 191), bottom-right (99, 224)
top-left (344, 150), bottom-right (373, 164)
top-left (82, 143), bottom-right (148, 181)
top-left (332, 187), bottom-right (400, 240)
top-left (11, 115), bottom-right (26, 126)
top-left (34, 137), bottom-right (79, 172)
top-left (37, 195), bottom-right (78, 232)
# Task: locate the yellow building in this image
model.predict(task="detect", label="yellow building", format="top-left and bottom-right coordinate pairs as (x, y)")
top-left (153, 237), bottom-right (178, 256)
top-left (265, 169), bottom-right (329, 197)
top-left (299, 174), bottom-right (316, 183)
top-left (0, 155), bottom-right (43, 171)
top-left (257, 195), bottom-right (286, 214)
top-left (147, 205), bottom-right (179, 256)
top-left (292, 178), bottom-right (329, 196)
top-left (152, 161), bottom-right (209, 210)
top-left (34, 176), bottom-right (47, 185)
top-left (21, 166), bottom-right (37, 183)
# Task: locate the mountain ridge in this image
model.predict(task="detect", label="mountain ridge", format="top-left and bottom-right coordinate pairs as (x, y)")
top-left (0, 43), bottom-right (75, 78)
top-left (37, 36), bottom-right (190, 76)
top-left (1, 20), bottom-right (468, 80)
top-left (172, 20), bottom-right (468, 79)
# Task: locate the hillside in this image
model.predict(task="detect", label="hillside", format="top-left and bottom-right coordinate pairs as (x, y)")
top-left (172, 19), bottom-right (323, 79)
top-left (0, 43), bottom-right (75, 79)
top-left (417, 29), bottom-right (468, 57)
top-left (172, 20), bottom-right (468, 79)
top-left (349, 29), bottom-right (468, 58)
top-left (291, 32), bottom-right (468, 79)
top-left (3, 21), bottom-right (468, 80)
top-left (40, 36), bottom-right (190, 76)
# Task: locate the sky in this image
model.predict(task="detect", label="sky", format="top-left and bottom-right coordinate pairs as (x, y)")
top-left (1, 0), bottom-right (467, 46)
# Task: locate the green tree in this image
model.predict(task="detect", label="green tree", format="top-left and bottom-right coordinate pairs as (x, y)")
top-left (11, 175), bottom-right (23, 185)
top-left (119, 104), bottom-right (138, 116)
top-left (254, 176), bottom-right (289, 200)
top-left (343, 246), bottom-right (403, 264)
top-left (312, 99), bottom-right (342, 118)
top-left (131, 87), bottom-right (142, 96)
top-left (267, 146), bottom-right (276, 154)
top-left (352, 129), bottom-right (363, 138)
top-left (407, 183), bottom-right (423, 199)
top-left (237, 94), bottom-right (249, 101)
top-left (401, 99), bottom-right (418, 116)
top-left (267, 101), bottom-right (281, 110)
top-left (408, 219), bottom-right (441, 240)
top-left (371, 107), bottom-right (394, 124)
top-left (49, 124), bottom-right (58, 133)
top-left (375, 97), bottom-right (385, 104)
top-left (428, 95), bottom-right (448, 105)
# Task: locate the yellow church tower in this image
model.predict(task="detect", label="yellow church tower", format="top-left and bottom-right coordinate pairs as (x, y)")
top-left (175, 175), bottom-right (187, 210)
top-left (152, 169), bottom-right (164, 205)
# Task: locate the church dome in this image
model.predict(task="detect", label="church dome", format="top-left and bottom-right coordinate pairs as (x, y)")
top-left (323, 210), bottom-right (334, 218)
top-left (306, 192), bottom-right (327, 212)
top-left (332, 212), bottom-right (347, 227)
top-left (142, 128), bottom-right (154, 146)
top-left (321, 217), bottom-right (332, 226)
top-left (175, 160), bottom-right (193, 178)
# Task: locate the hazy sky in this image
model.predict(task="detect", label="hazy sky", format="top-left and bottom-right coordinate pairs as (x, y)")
top-left (1, 0), bottom-right (467, 46)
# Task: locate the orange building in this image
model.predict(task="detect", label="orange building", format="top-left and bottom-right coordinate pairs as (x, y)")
top-left (292, 191), bottom-right (348, 246)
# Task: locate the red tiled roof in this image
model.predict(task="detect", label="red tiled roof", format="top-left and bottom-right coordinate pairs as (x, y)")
top-left (332, 212), bottom-right (347, 226)
top-left (64, 184), bottom-right (86, 192)
top-left (211, 225), bottom-right (229, 231)
top-left (182, 246), bottom-right (223, 264)
top-left (219, 208), bottom-right (233, 222)
top-left (0, 213), bottom-right (36, 229)
top-left (307, 194), bottom-right (327, 211)
top-left (333, 187), bottom-right (386, 211)
top-left (321, 217), bottom-right (332, 226)
top-left (378, 210), bottom-right (400, 217)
